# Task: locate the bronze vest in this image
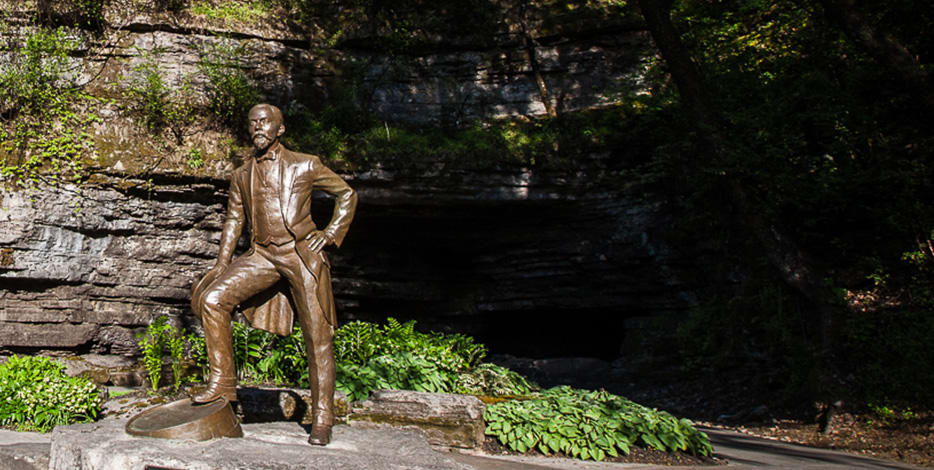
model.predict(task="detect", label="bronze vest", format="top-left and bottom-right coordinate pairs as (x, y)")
top-left (252, 157), bottom-right (292, 246)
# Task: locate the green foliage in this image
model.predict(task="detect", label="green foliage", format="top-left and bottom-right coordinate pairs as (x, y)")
top-left (186, 148), bottom-right (205, 169)
top-left (484, 386), bottom-right (713, 461)
top-left (333, 318), bottom-right (488, 401)
top-left (337, 352), bottom-right (458, 402)
top-left (186, 322), bottom-right (308, 386)
top-left (124, 55), bottom-right (198, 145)
top-left (455, 363), bottom-right (537, 397)
top-left (137, 316), bottom-right (189, 393)
top-left (335, 318), bottom-right (487, 371)
top-left (841, 307), bottom-right (934, 406)
top-left (0, 26), bottom-right (99, 190)
top-left (191, 1), bottom-right (273, 22)
top-left (626, 0), bottom-right (934, 406)
top-left (291, 0), bottom-right (501, 53)
top-left (186, 333), bottom-right (209, 380)
top-left (138, 318), bottom-right (165, 392)
top-left (37, 0), bottom-right (106, 29)
top-left (74, 0), bottom-right (105, 29)
top-left (0, 355), bottom-right (102, 432)
top-left (196, 40), bottom-right (260, 130)
top-left (231, 321), bottom-right (308, 385)
top-left (184, 319), bottom-right (709, 461)
top-left (285, 103), bottom-right (662, 172)
top-left (189, 317), bottom-right (489, 401)
top-left (0, 27), bottom-right (75, 116)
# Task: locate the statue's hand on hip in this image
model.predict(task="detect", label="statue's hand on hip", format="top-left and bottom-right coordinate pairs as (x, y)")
top-left (305, 231), bottom-right (334, 253)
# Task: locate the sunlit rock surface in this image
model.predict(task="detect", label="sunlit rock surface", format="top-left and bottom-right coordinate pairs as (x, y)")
top-left (0, 4), bottom-right (697, 358)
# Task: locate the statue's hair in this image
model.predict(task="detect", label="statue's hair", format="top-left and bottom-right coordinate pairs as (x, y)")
top-left (248, 103), bottom-right (283, 124)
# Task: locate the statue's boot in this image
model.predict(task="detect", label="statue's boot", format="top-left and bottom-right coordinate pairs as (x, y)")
top-left (307, 424), bottom-right (332, 446)
top-left (192, 315), bottom-right (238, 404)
top-left (303, 321), bottom-right (335, 445)
top-left (192, 375), bottom-right (237, 403)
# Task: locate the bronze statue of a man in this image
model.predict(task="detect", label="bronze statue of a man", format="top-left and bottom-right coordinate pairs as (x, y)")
top-left (190, 103), bottom-right (357, 446)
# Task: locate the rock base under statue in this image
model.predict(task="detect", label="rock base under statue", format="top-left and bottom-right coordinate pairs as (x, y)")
top-left (125, 398), bottom-right (243, 440)
top-left (49, 420), bottom-right (472, 470)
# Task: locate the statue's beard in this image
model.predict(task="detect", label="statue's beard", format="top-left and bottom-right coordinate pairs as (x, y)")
top-left (253, 134), bottom-right (271, 150)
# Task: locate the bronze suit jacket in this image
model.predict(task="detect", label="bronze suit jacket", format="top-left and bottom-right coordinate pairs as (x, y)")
top-left (192, 146), bottom-right (357, 335)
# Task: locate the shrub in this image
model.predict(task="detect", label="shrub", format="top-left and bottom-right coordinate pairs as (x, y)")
top-left (197, 40), bottom-right (260, 130)
top-left (455, 363), bottom-right (537, 397)
top-left (124, 57), bottom-right (198, 145)
top-left (0, 355), bottom-right (102, 432)
top-left (484, 386), bottom-right (713, 461)
top-left (337, 352), bottom-right (458, 402)
top-left (334, 317), bottom-right (487, 372)
top-left (333, 318), bottom-right (488, 401)
top-left (186, 317), bottom-right (489, 400)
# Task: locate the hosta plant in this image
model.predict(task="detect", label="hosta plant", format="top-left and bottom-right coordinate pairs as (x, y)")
top-left (484, 386), bottom-right (712, 461)
top-left (0, 355), bottom-right (102, 432)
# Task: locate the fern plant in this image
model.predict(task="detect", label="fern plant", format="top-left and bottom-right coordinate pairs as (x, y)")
top-left (137, 316), bottom-right (189, 393)
top-left (137, 316), bottom-right (167, 393)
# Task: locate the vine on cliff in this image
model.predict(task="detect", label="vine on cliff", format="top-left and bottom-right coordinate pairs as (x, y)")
top-left (0, 26), bottom-right (100, 192)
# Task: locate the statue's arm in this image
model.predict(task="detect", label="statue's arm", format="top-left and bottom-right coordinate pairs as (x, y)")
top-left (309, 159), bottom-right (357, 251)
top-left (215, 174), bottom-right (245, 267)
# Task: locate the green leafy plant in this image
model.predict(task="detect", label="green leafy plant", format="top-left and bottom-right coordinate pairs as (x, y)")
top-left (230, 321), bottom-right (308, 385)
top-left (196, 39), bottom-right (260, 130)
top-left (187, 332), bottom-right (209, 380)
top-left (183, 318), bottom-right (710, 462)
top-left (335, 317), bottom-right (487, 372)
top-left (0, 27), bottom-right (100, 190)
top-left (0, 355), bottom-right (102, 432)
top-left (337, 352), bottom-right (459, 402)
top-left (484, 386), bottom-right (713, 461)
top-left (455, 363), bottom-right (537, 397)
top-left (187, 317), bottom-right (489, 400)
top-left (191, 0), bottom-right (272, 22)
top-left (137, 316), bottom-right (189, 393)
top-left (137, 316), bottom-right (167, 392)
top-left (333, 318), bottom-right (489, 401)
top-left (167, 324), bottom-right (186, 392)
top-left (186, 148), bottom-right (204, 169)
top-left (124, 56), bottom-right (198, 146)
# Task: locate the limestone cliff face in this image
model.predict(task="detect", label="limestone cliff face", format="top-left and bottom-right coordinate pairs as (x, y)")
top-left (0, 4), bottom-right (696, 358)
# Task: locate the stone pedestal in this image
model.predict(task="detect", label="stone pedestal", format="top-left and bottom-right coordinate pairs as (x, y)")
top-left (49, 420), bottom-right (471, 470)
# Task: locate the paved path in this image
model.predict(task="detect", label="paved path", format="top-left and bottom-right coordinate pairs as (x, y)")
top-left (446, 428), bottom-right (926, 470)
top-left (1, 425), bottom-right (927, 470)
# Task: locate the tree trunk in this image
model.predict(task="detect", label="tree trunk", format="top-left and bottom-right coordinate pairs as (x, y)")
top-left (634, 0), bottom-right (839, 378)
top-left (814, 0), bottom-right (934, 111)
top-left (519, 0), bottom-right (557, 118)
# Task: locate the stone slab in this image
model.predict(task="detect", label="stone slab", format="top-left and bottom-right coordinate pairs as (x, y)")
top-left (0, 443), bottom-right (50, 470)
top-left (49, 419), bottom-right (474, 470)
top-left (349, 390), bottom-right (486, 449)
top-left (0, 429), bottom-right (51, 470)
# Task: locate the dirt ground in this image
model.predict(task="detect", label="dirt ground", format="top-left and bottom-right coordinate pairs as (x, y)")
top-left (614, 371), bottom-right (934, 468)
top-left (710, 411), bottom-right (934, 468)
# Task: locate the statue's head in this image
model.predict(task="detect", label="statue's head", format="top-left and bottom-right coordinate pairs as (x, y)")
top-left (248, 103), bottom-right (285, 153)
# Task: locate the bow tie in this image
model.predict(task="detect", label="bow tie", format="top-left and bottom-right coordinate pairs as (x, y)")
top-left (256, 150), bottom-right (277, 162)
